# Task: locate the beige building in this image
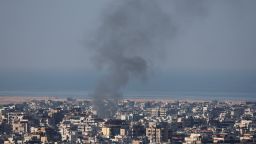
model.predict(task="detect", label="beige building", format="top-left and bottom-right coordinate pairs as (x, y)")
top-left (146, 122), bottom-right (169, 143)
top-left (184, 133), bottom-right (202, 144)
top-left (148, 108), bottom-right (167, 117)
top-left (132, 139), bottom-right (143, 144)
top-left (102, 127), bottom-right (111, 137)
top-left (12, 117), bottom-right (28, 134)
top-left (101, 119), bottom-right (128, 138)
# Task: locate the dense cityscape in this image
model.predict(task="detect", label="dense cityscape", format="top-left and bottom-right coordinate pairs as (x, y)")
top-left (0, 98), bottom-right (256, 144)
top-left (1, 0), bottom-right (256, 144)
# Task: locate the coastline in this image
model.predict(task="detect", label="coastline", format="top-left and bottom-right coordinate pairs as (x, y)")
top-left (0, 95), bottom-right (251, 105)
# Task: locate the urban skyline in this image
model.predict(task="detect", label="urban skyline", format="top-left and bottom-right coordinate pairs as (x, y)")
top-left (1, 1), bottom-right (256, 143)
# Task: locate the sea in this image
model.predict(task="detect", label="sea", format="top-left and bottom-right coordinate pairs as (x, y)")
top-left (0, 90), bottom-right (255, 101)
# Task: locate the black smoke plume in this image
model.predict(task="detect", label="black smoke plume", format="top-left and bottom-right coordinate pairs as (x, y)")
top-left (90, 0), bottom-right (205, 118)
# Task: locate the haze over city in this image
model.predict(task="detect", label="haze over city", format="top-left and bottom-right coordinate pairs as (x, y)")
top-left (1, 1), bottom-right (256, 144)
top-left (0, 0), bottom-right (256, 99)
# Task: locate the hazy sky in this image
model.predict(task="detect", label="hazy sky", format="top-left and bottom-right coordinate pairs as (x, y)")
top-left (1, 0), bottom-right (256, 72)
top-left (0, 0), bottom-right (106, 72)
top-left (0, 0), bottom-right (256, 95)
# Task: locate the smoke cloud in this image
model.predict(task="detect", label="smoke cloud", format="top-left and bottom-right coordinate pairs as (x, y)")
top-left (90, 0), bottom-right (205, 118)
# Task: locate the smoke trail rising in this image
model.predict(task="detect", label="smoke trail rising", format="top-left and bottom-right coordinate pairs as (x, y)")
top-left (90, 0), bottom-right (205, 118)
